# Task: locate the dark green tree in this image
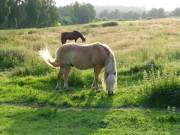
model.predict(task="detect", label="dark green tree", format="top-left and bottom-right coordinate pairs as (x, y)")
top-left (158, 8), bottom-right (165, 18)
top-left (58, 2), bottom-right (96, 25)
top-left (0, 0), bottom-right (9, 27)
top-left (172, 8), bottom-right (180, 16)
top-left (0, 0), bottom-right (58, 28)
top-left (99, 9), bottom-right (109, 19)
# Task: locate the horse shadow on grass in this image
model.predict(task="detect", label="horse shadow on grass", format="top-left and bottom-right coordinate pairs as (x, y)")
top-left (4, 89), bottom-right (113, 135)
top-left (3, 66), bottom-right (115, 134)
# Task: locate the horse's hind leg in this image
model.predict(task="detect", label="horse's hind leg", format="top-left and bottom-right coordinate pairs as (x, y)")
top-left (56, 67), bottom-right (65, 91)
top-left (92, 66), bottom-right (102, 92)
top-left (75, 38), bottom-right (78, 42)
top-left (63, 67), bottom-right (71, 90)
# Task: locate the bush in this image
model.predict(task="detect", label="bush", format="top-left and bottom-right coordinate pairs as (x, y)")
top-left (0, 46), bottom-right (51, 76)
top-left (88, 24), bottom-right (100, 28)
top-left (0, 47), bottom-right (27, 69)
top-left (101, 22), bottom-right (118, 27)
top-left (28, 30), bottom-right (37, 34)
top-left (120, 60), bottom-right (162, 75)
top-left (10, 54), bottom-right (52, 76)
top-left (142, 70), bottom-right (180, 107)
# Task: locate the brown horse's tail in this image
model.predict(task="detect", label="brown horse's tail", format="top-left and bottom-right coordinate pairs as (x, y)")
top-left (39, 47), bottom-right (60, 68)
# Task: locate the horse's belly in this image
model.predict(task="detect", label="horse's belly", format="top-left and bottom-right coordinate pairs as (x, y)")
top-left (70, 53), bottom-right (94, 69)
top-left (74, 63), bottom-right (93, 69)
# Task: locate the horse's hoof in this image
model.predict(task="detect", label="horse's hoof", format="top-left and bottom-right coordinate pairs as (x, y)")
top-left (64, 87), bottom-right (73, 91)
top-left (55, 87), bottom-right (60, 91)
top-left (64, 87), bottom-right (70, 91)
top-left (91, 84), bottom-right (95, 90)
top-left (96, 90), bottom-right (100, 93)
top-left (108, 91), bottom-right (113, 96)
top-left (56, 90), bottom-right (61, 93)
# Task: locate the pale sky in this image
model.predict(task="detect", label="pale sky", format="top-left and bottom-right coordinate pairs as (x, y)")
top-left (55, 0), bottom-right (180, 11)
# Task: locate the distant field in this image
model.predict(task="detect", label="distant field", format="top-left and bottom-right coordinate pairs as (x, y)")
top-left (0, 18), bottom-right (180, 134)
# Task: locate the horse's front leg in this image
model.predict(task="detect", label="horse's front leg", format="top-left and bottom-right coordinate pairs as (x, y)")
top-left (75, 38), bottom-right (77, 42)
top-left (56, 67), bottom-right (65, 91)
top-left (63, 67), bottom-right (71, 90)
top-left (91, 79), bottom-right (96, 89)
top-left (93, 66), bottom-right (102, 92)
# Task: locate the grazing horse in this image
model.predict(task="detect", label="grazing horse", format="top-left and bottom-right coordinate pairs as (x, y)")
top-left (39, 42), bottom-right (117, 95)
top-left (61, 31), bottom-right (86, 45)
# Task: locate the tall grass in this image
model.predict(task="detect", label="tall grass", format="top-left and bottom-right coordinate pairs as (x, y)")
top-left (0, 18), bottom-right (180, 108)
top-left (0, 47), bottom-right (27, 69)
top-left (0, 46), bottom-right (51, 76)
top-left (141, 69), bottom-right (180, 107)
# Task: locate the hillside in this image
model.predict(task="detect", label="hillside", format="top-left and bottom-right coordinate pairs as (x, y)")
top-left (94, 5), bottom-right (146, 14)
top-left (0, 18), bottom-right (180, 134)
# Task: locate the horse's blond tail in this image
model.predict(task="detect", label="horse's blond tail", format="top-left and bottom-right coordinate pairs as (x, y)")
top-left (39, 47), bottom-right (60, 68)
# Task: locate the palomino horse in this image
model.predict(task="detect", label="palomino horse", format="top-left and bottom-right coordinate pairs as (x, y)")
top-left (39, 42), bottom-right (117, 95)
top-left (61, 31), bottom-right (86, 45)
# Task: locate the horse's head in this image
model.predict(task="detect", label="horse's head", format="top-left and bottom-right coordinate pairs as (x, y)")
top-left (106, 73), bottom-right (116, 96)
top-left (82, 37), bottom-right (86, 42)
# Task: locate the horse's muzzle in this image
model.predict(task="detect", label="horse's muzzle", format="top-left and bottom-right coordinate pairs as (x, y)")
top-left (108, 91), bottom-right (113, 96)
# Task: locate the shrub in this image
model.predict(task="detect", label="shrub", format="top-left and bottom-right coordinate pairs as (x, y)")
top-left (0, 46), bottom-right (51, 76)
top-left (101, 22), bottom-right (118, 27)
top-left (142, 70), bottom-right (180, 107)
top-left (120, 60), bottom-right (162, 75)
top-left (88, 24), bottom-right (100, 28)
top-left (0, 47), bottom-right (27, 69)
top-left (28, 30), bottom-right (37, 34)
top-left (10, 55), bottom-right (52, 76)
top-left (0, 35), bottom-right (10, 43)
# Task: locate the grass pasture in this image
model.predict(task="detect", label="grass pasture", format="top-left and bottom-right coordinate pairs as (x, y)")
top-left (0, 18), bottom-right (180, 134)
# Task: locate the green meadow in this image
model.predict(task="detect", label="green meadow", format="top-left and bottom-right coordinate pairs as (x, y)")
top-left (0, 18), bottom-right (180, 134)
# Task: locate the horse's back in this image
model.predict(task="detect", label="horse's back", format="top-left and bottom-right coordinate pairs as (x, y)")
top-left (58, 43), bottom-right (110, 69)
top-left (62, 42), bottom-right (108, 53)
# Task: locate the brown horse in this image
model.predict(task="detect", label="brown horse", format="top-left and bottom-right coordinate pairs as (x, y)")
top-left (39, 42), bottom-right (117, 95)
top-left (61, 31), bottom-right (86, 45)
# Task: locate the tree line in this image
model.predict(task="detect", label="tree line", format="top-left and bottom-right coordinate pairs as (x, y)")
top-left (0, 0), bottom-right (59, 28)
top-left (98, 7), bottom-right (180, 20)
top-left (58, 2), bottom-right (96, 25)
top-left (0, 1), bottom-right (96, 28)
top-left (1, 0), bottom-right (180, 28)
